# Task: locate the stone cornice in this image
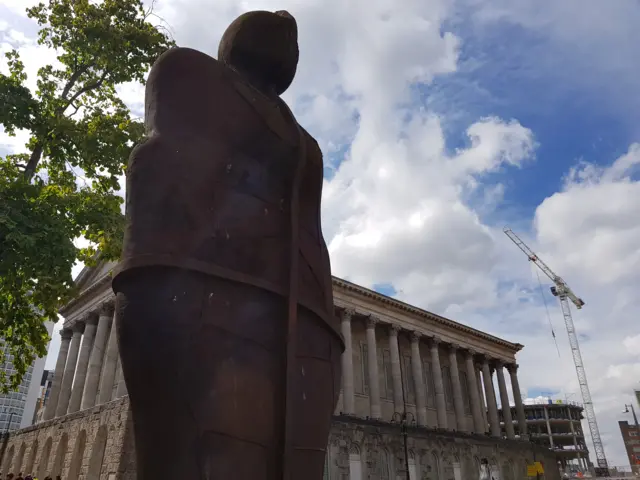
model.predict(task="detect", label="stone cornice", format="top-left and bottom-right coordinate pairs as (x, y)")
top-left (59, 268), bottom-right (112, 317)
top-left (59, 263), bottom-right (524, 355)
top-left (332, 277), bottom-right (523, 353)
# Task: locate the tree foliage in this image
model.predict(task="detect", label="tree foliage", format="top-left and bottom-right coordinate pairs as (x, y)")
top-left (0, 0), bottom-right (174, 392)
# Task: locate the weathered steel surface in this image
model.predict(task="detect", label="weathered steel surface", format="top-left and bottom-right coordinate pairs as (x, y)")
top-left (112, 10), bottom-right (343, 480)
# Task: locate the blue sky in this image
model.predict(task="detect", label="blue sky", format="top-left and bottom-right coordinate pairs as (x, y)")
top-left (2, 0), bottom-right (640, 468)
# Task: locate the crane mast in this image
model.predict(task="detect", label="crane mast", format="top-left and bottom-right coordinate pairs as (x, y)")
top-left (503, 227), bottom-right (608, 471)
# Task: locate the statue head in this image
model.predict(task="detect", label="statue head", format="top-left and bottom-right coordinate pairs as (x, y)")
top-left (218, 10), bottom-right (299, 96)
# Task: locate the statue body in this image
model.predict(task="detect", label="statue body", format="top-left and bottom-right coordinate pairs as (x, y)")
top-left (112, 11), bottom-right (342, 479)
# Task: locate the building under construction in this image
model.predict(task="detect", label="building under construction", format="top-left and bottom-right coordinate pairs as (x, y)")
top-left (498, 400), bottom-right (591, 476)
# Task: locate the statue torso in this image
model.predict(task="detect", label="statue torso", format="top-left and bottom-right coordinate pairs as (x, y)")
top-left (116, 48), bottom-right (337, 337)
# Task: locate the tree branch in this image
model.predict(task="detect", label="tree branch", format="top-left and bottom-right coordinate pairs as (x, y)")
top-left (23, 142), bottom-right (43, 181)
top-left (59, 63), bottom-right (93, 102)
top-left (63, 70), bottom-right (110, 112)
top-left (25, 70), bottom-right (111, 180)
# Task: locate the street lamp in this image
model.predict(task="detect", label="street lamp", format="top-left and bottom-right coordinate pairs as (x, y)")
top-left (391, 411), bottom-right (415, 480)
top-left (623, 404), bottom-right (639, 428)
top-left (3, 411), bottom-right (15, 435)
top-left (393, 331), bottom-right (417, 480)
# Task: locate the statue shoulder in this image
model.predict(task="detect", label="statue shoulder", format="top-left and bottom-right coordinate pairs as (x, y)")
top-left (300, 126), bottom-right (322, 156)
top-left (144, 47), bottom-right (235, 134)
top-left (147, 47), bottom-right (228, 91)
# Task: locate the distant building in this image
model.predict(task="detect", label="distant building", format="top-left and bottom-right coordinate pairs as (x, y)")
top-left (498, 400), bottom-right (590, 475)
top-left (32, 369), bottom-right (54, 424)
top-left (0, 321), bottom-right (54, 433)
top-left (619, 420), bottom-right (640, 476)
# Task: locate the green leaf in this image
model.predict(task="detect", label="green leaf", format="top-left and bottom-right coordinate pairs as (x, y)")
top-left (0, 0), bottom-right (174, 392)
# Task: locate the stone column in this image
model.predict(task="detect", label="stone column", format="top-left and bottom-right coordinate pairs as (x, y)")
top-left (429, 336), bottom-right (447, 429)
top-left (482, 359), bottom-right (501, 437)
top-left (115, 358), bottom-right (128, 398)
top-left (81, 302), bottom-right (113, 410)
top-left (388, 325), bottom-right (404, 413)
top-left (43, 329), bottom-right (73, 420)
top-left (68, 313), bottom-right (98, 413)
top-left (55, 324), bottom-right (83, 417)
top-left (365, 316), bottom-right (381, 419)
top-left (98, 316), bottom-right (120, 404)
top-left (476, 368), bottom-right (488, 431)
top-left (340, 309), bottom-right (355, 415)
top-left (508, 363), bottom-right (527, 437)
top-left (448, 344), bottom-right (466, 432)
top-left (410, 332), bottom-right (427, 426)
top-left (465, 350), bottom-right (485, 433)
top-left (495, 362), bottom-right (515, 439)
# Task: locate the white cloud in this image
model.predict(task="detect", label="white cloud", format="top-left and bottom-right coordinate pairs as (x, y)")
top-left (3, 0), bottom-right (640, 469)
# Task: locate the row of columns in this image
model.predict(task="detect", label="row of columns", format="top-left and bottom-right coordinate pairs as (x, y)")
top-left (339, 309), bottom-right (528, 439)
top-left (43, 301), bottom-right (127, 421)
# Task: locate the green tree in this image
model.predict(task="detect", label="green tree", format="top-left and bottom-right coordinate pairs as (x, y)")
top-left (0, 0), bottom-right (174, 392)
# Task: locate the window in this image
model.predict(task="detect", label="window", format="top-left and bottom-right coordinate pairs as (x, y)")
top-left (423, 361), bottom-right (435, 408)
top-left (361, 343), bottom-right (369, 395)
top-left (630, 431), bottom-right (639, 437)
top-left (402, 355), bottom-right (415, 403)
top-left (442, 366), bottom-right (454, 410)
top-left (460, 371), bottom-right (471, 413)
top-left (381, 349), bottom-right (394, 400)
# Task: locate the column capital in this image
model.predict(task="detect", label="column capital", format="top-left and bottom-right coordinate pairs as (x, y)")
top-left (410, 330), bottom-right (422, 343)
top-left (449, 342), bottom-right (461, 352)
top-left (341, 308), bottom-right (355, 321)
top-left (507, 363), bottom-right (519, 373)
top-left (85, 311), bottom-right (99, 325)
top-left (60, 329), bottom-right (73, 340)
top-left (493, 359), bottom-right (505, 369)
top-left (72, 321), bottom-right (85, 334)
top-left (389, 324), bottom-right (401, 335)
top-left (429, 335), bottom-right (441, 347)
top-left (466, 347), bottom-right (478, 356)
top-left (99, 300), bottom-right (114, 317)
top-left (366, 315), bottom-right (379, 328)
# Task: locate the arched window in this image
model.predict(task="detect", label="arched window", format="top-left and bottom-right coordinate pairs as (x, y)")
top-left (13, 442), bottom-right (26, 473)
top-left (38, 437), bottom-right (53, 479)
top-left (3, 445), bottom-right (15, 476)
top-left (349, 445), bottom-right (362, 480)
top-left (408, 450), bottom-right (418, 480)
top-left (379, 449), bottom-right (391, 480)
top-left (68, 430), bottom-right (87, 480)
top-left (421, 451), bottom-right (439, 480)
top-left (452, 455), bottom-right (462, 480)
top-left (26, 438), bottom-right (38, 474)
top-left (87, 425), bottom-right (108, 480)
top-left (51, 432), bottom-right (69, 478)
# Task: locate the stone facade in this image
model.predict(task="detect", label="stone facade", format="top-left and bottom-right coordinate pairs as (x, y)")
top-left (0, 396), bottom-right (134, 479)
top-left (0, 261), bottom-right (561, 479)
top-left (0, 396), bottom-right (560, 479)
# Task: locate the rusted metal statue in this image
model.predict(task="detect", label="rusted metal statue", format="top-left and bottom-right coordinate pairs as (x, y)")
top-left (112, 10), bottom-right (343, 480)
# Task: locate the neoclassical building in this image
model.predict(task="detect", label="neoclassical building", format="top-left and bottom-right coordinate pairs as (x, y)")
top-left (0, 260), bottom-right (560, 479)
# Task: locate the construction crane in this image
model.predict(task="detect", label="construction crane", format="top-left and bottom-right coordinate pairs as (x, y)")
top-left (503, 227), bottom-right (608, 471)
